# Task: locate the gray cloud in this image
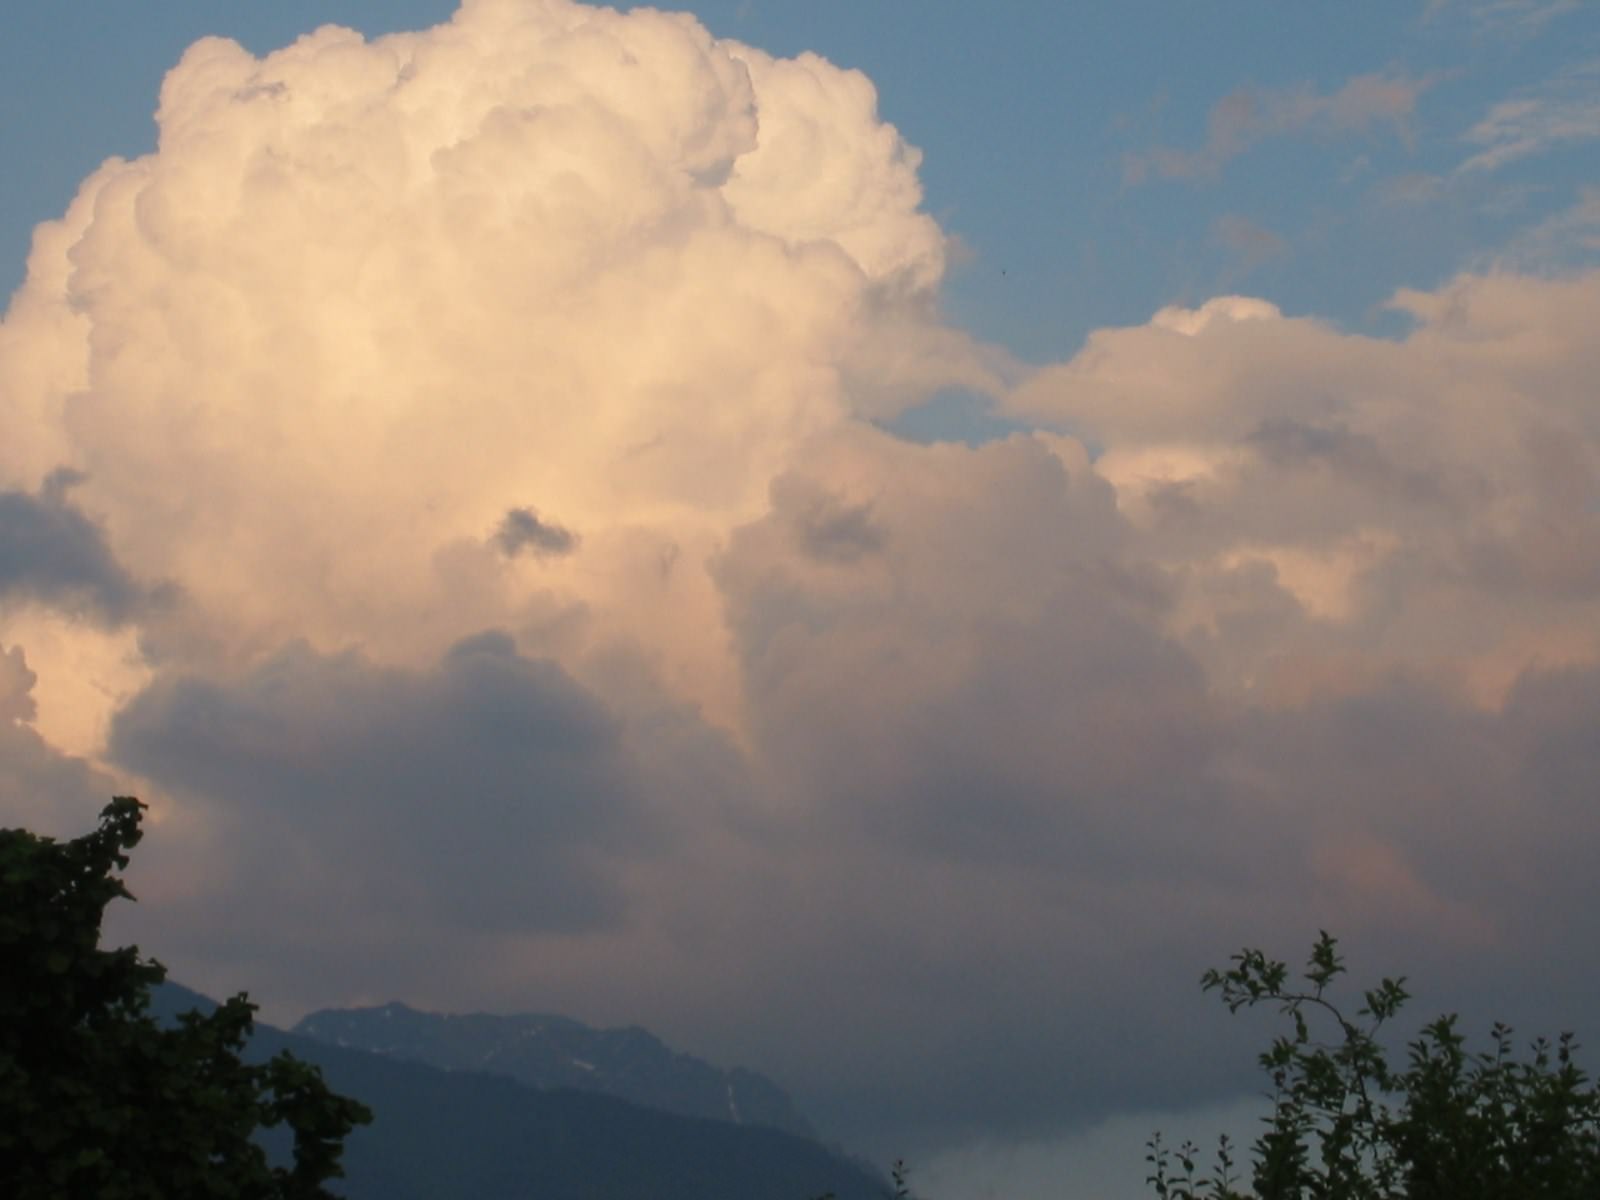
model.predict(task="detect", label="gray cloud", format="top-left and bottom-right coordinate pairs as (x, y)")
top-left (0, 469), bottom-right (149, 623)
top-left (49, 413), bottom-right (1600, 1162)
top-left (695, 433), bottom-right (1277, 1144)
top-left (0, 720), bottom-right (123, 840)
top-left (782, 482), bottom-right (887, 565)
top-left (493, 506), bottom-right (579, 559)
top-left (0, 644), bottom-right (35, 724)
top-left (676, 405), bottom-right (1600, 1152)
top-left (110, 631), bottom-right (646, 938)
top-left (1244, 418), bottom-right (1452, 508)
top-left (726, 453), bottom-right (1209, 871)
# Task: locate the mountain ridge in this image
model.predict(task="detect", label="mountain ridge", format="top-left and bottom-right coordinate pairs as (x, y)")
top-left (293, 999), bottom-right (818, 1139)
top-left (151, 982), bottom-right (885, 1200)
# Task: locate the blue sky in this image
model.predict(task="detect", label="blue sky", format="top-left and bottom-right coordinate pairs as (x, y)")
top-left (3, 4), bottom-right (1600, 1199)
top-left (7, 3), bottom-right (1595, 358)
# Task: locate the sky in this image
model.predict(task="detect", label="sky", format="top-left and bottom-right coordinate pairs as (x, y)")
top-left (3, 1), bottom-right (1600, 1196)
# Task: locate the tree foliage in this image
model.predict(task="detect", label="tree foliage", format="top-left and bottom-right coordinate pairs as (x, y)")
top-left (0, 796), bottom-right (371, 1198)
top-left (1148, 933), bottom-right (1600, 1200)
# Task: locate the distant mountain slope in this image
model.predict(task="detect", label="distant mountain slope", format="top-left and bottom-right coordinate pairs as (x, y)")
top-left (153, 983), bottom-right (884, 1200)
top-left (293, 1000), bottom-right (816, 1139)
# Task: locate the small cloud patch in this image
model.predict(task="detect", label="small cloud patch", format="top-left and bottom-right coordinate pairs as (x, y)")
top-left (0, 468), bottom-right (150, 624)
top-left (493, 507), bottom-right (579, 559)
top-left (794, 495), bottom-right (886, 565)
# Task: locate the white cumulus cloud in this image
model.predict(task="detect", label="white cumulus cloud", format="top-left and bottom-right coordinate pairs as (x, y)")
top-left (0, 0), bottom-right (984, 746)
top-left (7, 0), bottom-right (1600, 1171)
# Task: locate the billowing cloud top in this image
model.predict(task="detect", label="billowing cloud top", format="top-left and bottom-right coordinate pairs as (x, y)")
top-left (0, 0), bottom-right (971, 710)
top-left (5, 0), bottom-right (1600, 1168)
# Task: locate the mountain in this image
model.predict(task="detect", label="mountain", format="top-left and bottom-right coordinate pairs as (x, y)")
top-left (293, 1000), bottom-right (817, 1139)
top-left (153, 983), bottom-right (885, 1200)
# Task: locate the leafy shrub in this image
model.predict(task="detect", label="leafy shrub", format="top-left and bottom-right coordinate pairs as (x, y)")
top-left (0, 797), bottom-right (371, 1199)
top-left (1148, 933), bottom-right (1600, 1200)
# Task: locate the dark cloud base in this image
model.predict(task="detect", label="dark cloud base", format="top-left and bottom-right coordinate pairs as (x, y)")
top-left (111, 631), bottom-right (644, 936)
top-left (0, 469), bottom-right (153, 624)
top-left (76, 431), bottom-right (1600, 1158)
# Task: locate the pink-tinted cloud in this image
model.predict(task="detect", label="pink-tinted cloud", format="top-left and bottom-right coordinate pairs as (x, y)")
top-left (4, 0), bottom-right (1600, 1171)
top-left (1127, 72), bottom-right (1430, 184)
top-left (1460, 57), bottom-right (1600, 173)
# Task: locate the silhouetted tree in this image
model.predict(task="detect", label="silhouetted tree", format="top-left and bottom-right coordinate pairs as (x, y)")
top-left (1148, 932), bottom-right (1600, 1199)
top-left (0, 796), bottom-right (371, 1198)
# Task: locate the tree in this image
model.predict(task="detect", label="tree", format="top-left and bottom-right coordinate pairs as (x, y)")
top-left (0, 796), bottom-right (371, 1199)
top-left (1147, 932), bottom-right (1600, 1200)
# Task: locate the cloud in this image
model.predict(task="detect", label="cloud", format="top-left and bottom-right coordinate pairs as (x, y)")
top-left (1012, 271), bottom-right (1600, 704)
top-left (1459, 58), bottom-right (1600, 173)
top-left (0, 0), bottom-right (1022, 809)
top-left (1424, 0), bottom-right (1581, 35)
top-left (8, 0), bottom-right (1600, 1172)
top-left (1488, 186), bottom-right (1600, 269)
top-left (0, 644), bottom-right (35, 724)
top-left (721, 45), bottom-right (946, 290)
top-left (0, 468), bottom-right (150, 624)
top-left (0, 468), bottom-right (161, 754)
top-left (493, 507), bottom-right (579, 558)
top-left (717, 434), bottom-right (1175, 853)
top-left (0, 0), bottom-right (980, 724)
top-left (1211, 214), bottom-right (1289, 275)
top-left (778, 479), bottom-right (887, 565)
top-left (110, 631), bottom-right (652, 938)
top-left (699, 383), bottom-right (1600, 1145)
top-left (0, 641), bottom-right (121, 838)
top-left (1126, 72), bottom-right (1429, 184)
top-left (1375, 170), bottom-right (1449, 207)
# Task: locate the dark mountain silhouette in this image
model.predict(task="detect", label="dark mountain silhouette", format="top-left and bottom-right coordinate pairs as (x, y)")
top-left (152, 983), bottom-right (885, 1200)
top-left (293, 1000), bottom-right (816, 1139)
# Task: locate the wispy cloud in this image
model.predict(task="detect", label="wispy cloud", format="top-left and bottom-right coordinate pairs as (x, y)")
top-left (1375, 170), bottom-right (1450, 207)
top-left (1488, 186), bottom-right (1600, 269)
top-left (1211, 214), bottom-right (1289, 274)
top-left (1459, 58), bottom-right (1600, 172)
top-left (1424, 0), bottom-right (1581, 35)
top-left (1126, 73), bottom-right (1431, 184)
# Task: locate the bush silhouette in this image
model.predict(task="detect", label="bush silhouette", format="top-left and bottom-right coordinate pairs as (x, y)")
top-left (1149, 932), bottom-right (1600, 1199)
top-left (0, 797), bottom-right (371, 1198)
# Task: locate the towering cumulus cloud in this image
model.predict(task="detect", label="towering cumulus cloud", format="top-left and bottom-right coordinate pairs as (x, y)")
top-left (5, 0), bottom-right (1600, 1167)
top-left (0, 0), bottom-right (973, 732)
